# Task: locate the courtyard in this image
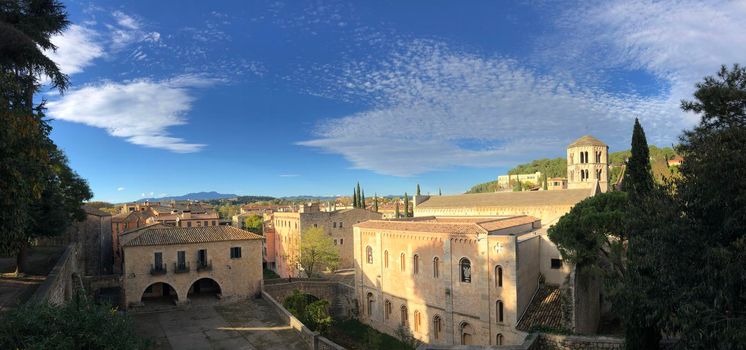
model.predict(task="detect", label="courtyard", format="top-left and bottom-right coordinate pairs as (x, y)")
top-left (132, 298), bottom-right (309, 350)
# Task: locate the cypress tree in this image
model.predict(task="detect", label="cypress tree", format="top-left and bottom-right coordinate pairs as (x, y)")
top-left (439, 188), bottom-right (442, 196)
top-left (356, 182), bottom-right (362, 208)
top-left (404, 192), bottom-right (410, 218)
top-left (621, 118), bottom-right (654, 196)
top-left (395, 201), bottom-right (400, 218)
top-left (373, 194), bottom-right (378, 212)
top-left (352, 188), bottom-right (357, 209)
top-left (361, 189), bottom-right (366, 209)
top-left (543, 174), bottom-right (548, 190)
top-left (416, 184), bottom-right (421, 196)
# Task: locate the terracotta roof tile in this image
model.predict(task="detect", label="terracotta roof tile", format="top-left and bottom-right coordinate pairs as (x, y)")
top-left (416, 189), bottom-right (591, 209)
top-left (516, 285), bottom-right (565, 332)
top-left (123, 225), bottom-right (263, 247)
top-left (354, 215), bottom-right (539, 235)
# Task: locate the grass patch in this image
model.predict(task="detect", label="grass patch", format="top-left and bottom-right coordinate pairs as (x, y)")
top-left (326, 319), bottom-right (413, 350)
top-left (263, 268), bottom-right (280, 279)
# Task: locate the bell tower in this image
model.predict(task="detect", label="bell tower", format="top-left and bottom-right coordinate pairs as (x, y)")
top-left (567, 135), bottom-right (609, 192)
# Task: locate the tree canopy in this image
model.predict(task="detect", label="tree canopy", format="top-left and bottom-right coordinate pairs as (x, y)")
top-left (298, 227), bottom-right (339, 277)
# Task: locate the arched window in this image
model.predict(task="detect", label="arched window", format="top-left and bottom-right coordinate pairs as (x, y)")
top-left (400, 305), bottom-right (408, 326)
top-left (496, 300), bottom-right (504, 323)
top-left (433, 257), bottom-right (440, 278)
top-left (384, 299), bottom-right (391, 319)
top-left (384, 250), bottom-right (389, 268)
top-left (414, 310), bottom-right (421, 332)
top-left (459, 258), bottom-right (471, 283)
top-left (433, 315), bottom-right (442, 340)
top-left (495, 265), bottom-right (503, 287)
top-left (585, 151), bottom-right (589, 163)
top-left (400, 253), bottom-right (406, 271)
top-left (580, 151), bottom-right (585, 163)
top-left (366, 292), bottom-right (374, 317)
top-left (496, 333), bottom-right (504, 346)
top-left (366, 246), bottom-right (373, 264)
top-left (460, 322), bottom-right (473, 345)
top-left (413, 254), bottom-right (420, 274)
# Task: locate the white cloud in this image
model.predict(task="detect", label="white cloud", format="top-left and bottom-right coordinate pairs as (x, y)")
top-left (300, 1), bottom-right (746, 176)
top-left (112, 11), bottom-right (140, 30)
top-left (45, 25), bottom-right (104, 75)
top-left (117, 187), bottom-right (125, 191)
top-left (279, 174), bottom-right (300, 177)
top-left (47, 75), bottom-right (218, 153)
top-left (299, 41), bottom-right (672, 176)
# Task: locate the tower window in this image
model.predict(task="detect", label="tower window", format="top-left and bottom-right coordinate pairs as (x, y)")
top-left (551, 258), bottom-right (562, 269)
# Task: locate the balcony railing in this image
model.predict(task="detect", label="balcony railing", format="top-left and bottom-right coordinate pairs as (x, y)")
top-left (174, 261), bottom-right (190, 274)
top-left (150, 263), bottom-right (167, 275)
top-left (196, 259), bottom-right (213, 271)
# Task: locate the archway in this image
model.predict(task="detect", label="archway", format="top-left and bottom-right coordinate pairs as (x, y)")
top-left (187, 278), bottom-right (222, 303)
top-left (141, 282), bottom-right (178, 306)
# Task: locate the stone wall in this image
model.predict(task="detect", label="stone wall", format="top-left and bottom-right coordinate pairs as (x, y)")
top-left (417, 333), bottom-right (677, 350)
top-left (263, 280), bottom-right (357, 318)
top-left (29, 243), bottom-right (80, 305)
top-left (261, 290), bottom-right (346, 350)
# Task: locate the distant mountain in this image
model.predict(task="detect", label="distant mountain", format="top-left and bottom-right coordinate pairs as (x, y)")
top-left (137, 191), bottom-right (238, 202)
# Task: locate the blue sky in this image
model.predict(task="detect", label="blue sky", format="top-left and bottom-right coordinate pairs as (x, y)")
top-left (44, 0), bottom-right (746, 202)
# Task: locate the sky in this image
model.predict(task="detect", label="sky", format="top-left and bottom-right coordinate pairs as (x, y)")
top-left (43, 0), bottom-right (746, 203)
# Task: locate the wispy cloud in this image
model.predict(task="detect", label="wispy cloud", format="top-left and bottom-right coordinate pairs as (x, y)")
top-left (299, 1), bottom-right (746, 176)
top-left (47, 75), bottom-right (220, 153)
top-left (117, 187), bottom-right (125, 191)
top-left (108, 10), bottom-right (160, 51)
top-left (299, 41), bottom-right (670, 176)
top-left (279, 174), bottom-right (300, 177)
top-left (45, 24), bottom-right (104, 75)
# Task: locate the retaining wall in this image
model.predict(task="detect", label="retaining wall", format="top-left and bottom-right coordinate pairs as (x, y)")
top-left (263, 280), bottom-right (357, 318)
top-left (261, 290), bottom-right (346, 350)
top-left (28, 243), bottom-right (79, 305)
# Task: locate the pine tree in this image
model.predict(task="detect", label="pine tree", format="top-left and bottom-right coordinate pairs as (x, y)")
top-left (403, 192), bottom-right (410, 218)
top-left (373, 194), bottom-right (378, 212)
top-left (416, 184), bottom-right (421, 196)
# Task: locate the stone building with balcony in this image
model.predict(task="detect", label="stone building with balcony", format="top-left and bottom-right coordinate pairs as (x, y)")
top-left (121, 225), bottom-right (263, 309)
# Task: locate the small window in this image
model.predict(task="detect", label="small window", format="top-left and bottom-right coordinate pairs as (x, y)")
top-left (339, 222), bottom-right (343, 228)
top-left (551, 258), bottom-right (562, 269)
top-left (433, 257), bottom-right (440, 278)
top-left (154, 252), bottom-right (163, 267)
top-left (333, 222), bottom-right (337, 228)
top-left (497, 333), bottom-right (504, 346)
top-left (187, 221), bottom-right (192, 228)
top-left (400, 253), bottom-right (406, 271)
top-left (366, 246), bottom-right (373, 264)
top-left (400, 305), bottom-right (408, 326)
top-left (460, 258), bottom-right (471, 283)
top-left (204, 220), bottom-right (208, 226)
top-left (414, 310), bottom-right (421, 332)
top-left (433, 315), bottom-right (442, 339)
top-left (313, 223), bottom-right (317, 228)
top-left (367, 292), bottom-right (375, 317)
top-left (413, 254), bottom-right (420, 274)
top-left (230, 247), bottom-right (242, 259)
top-left (385, 300), bottom-right (391, 319)
top-left (495, 265), bottom-right (503, 287)
top-left (496, 300), bottom-right (504, 323)
top-left (340, 239), bottom-right (343, 245)
top-left (212, 220), bottom-right (216, 226)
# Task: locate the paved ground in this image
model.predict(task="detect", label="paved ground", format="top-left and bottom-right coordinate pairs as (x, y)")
top-left (0, 246), bottom-right (65, 313)
top-left (132, 298), bottom-right (309, 350)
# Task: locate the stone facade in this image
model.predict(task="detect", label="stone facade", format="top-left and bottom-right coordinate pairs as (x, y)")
top-left (66, 207), bottom-right (113, 276)
top-left (272, 205), bottom-right (382, 277)
top-left (29, 243), bottom-right (80, 305)
top-left (498, 172), bottom-right (543, 189)
top-left (353, 216), bottom-right (569, 347)
top-left (121, 227), bottom-right (263, 309)
top-left (567, 135), bottom-right (609, 192)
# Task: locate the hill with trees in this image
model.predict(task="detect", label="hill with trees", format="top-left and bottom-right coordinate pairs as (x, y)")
top-left (467, 147), bottom-right (678, 193)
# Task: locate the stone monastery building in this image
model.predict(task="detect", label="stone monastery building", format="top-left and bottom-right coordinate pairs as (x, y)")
top-left (353, 135), bottom-right (608, 347)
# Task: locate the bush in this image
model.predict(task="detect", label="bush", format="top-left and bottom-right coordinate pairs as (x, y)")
top-left (0, 296), bottom-right (147, 349)
top-left (283, 289), bottom-right (332, 333)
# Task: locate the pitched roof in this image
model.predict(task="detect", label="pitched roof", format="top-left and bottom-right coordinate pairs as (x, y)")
top-left (82, 206), bottom-right (111, 217)
top-left (568, 135), bottom-right (607, 148)
top-left (416, 189), bottom-right (591, 209)
top-left (354, 215), bottom-right (539, 235)
top-left (516, 285), bottom-right (565, 332)
top-left (123, 225), bottom-right (263, 247)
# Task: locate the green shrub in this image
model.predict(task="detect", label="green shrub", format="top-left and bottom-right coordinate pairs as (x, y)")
top-left (0, 296), bottom-right (147, 349)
